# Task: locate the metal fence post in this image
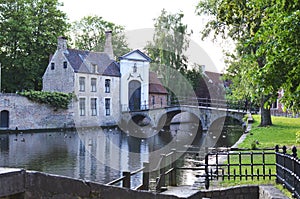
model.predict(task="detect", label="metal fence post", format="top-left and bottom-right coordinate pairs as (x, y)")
top-left (275, 145), bottom-right (280, 183)
top-left (283, 145), bottom-right (287, 185)
top-left (205, 153), bottom-right (209, 189)
top-left (292, 146), bottom-right (297, 197)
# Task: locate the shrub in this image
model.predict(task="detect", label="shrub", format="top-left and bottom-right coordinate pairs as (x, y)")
top-left (296, 131), bottom-right (300, 143)
top-left (19, 90), bottom-right (75, 110)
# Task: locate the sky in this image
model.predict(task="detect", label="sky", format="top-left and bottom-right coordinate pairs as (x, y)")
top-left (59, 0), bottom-right (232, 72)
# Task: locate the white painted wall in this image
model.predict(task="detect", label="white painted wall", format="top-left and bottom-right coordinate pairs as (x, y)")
top-left (120, 51), bottom-right (150, 111)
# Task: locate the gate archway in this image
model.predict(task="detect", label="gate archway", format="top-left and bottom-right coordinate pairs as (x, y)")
top-left (128, 80), bottom-right (141, 111)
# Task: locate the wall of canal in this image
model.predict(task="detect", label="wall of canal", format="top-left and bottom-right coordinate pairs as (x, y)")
top-left (0, 168), bottom-right (288, 199)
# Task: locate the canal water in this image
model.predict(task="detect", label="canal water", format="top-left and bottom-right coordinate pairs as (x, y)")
top-left (0, 121), bottom-right (243, 188)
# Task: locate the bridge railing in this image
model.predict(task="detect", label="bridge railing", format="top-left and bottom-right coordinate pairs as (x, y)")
top-left (121, 97), bottom-right (258, 113)
top-left (171, 97), bottom-right (257, 112)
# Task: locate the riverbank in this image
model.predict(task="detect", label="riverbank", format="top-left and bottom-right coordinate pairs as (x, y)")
top-left (236, 115), bottom-right (300, 149)
top-left (214, 115), bottom-right (300, 198)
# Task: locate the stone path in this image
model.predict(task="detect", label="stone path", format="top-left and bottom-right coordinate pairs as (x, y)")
top-left (161, 186), bottom-right (200, 198)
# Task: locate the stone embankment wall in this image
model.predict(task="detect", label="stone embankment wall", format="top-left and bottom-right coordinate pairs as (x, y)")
top-left (0, 94), bottom-right (74, 130)
top-left (0, 168), bottom-right (288, 199)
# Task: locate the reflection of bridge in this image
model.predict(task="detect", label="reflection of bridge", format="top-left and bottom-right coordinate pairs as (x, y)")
top-left (120, 98), bottom-right (248, 133)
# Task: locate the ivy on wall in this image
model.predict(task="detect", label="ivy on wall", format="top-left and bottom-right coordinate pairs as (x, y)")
top-left (19, 90), bottom-right (75, 110)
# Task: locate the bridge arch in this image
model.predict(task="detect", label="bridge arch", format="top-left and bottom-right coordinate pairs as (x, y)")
top-left (154, 109), bottom-right (205, 147)
top-left (156, 108), bottom-right (203, 132)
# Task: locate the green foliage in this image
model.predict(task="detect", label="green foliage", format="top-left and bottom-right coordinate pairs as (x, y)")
top-left (196, 0), bottom-right (300, 126)
top-left (0, 0), bottom-right (69, 92)
top-left (20, 90), bottom-right (74, 110)
top-left (296, 131), bottom-right (300, 144)
top-left (69, 15), bottom-right (130, 58)
top-left (145, 9), bottom-right (194, 97)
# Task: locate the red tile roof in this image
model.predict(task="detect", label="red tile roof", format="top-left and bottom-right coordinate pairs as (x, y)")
top-left (149, 72), bottom-right (168, 94)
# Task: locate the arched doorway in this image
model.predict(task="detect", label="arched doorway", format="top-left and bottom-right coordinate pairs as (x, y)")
top-left (128, 80), bottom-right (141, 111)
top-left (0, 110), bottom-right (9, 128)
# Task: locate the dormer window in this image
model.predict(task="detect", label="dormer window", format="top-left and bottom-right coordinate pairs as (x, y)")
top-left (63, 61), bottom-right (67, 69)
top-left (51, 63), bottom-right (55, 70)
top-left (92, 64), bottom-right (97, 73)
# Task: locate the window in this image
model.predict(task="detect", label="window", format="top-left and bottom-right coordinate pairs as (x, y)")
top-left (79, 98), bottom-right (86, 116)
top-left (105, 98), bottom-right (110, 116)
top-left (272, 100), bottom-right (278, 109)
top-left (63, 61), bottom-right (67, 69)
top-left (51, 63), bottom-right (55, 70)
top-left (91, 78), bottom-right (97, 92)
top-left (79, 77), bottom-right (85, 92)
top-left (105, 79), bottom-right (111, 93)
top-left (92, 64), bottom-right (97, 73)
top-left (91, 98), bottom-right (97, 116)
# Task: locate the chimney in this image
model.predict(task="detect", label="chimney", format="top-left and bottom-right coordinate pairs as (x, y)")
top-left (57, 36), bottom-right (67, 51)
top-left (104, 30), bottom-right (114, 59)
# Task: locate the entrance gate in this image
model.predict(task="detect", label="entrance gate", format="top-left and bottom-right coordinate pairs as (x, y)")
top-left (128, 80), bottom-right (141, 111)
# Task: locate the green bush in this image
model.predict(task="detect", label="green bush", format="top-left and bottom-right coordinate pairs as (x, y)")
top-left (296, 131), bottom-right (300, 143)
top-left (20, 90), bottom-right (75, 110)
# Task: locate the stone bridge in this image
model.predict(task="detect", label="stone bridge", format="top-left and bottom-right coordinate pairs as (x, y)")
top-left (120, 105), bottom-right (246, 133)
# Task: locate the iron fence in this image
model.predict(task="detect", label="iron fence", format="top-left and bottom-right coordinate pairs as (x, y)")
top-left (203, 148), bottom-right (277, 189)
top-left (275, 145), bottom-right (300, 199)
top-left (106, 146), bottom-right (300, 198)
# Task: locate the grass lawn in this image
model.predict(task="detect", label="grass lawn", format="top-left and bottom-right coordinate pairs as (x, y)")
top-left (215, 115), bottom-right (300, 198)
top-left (238, 115), bottom-right (300, 150)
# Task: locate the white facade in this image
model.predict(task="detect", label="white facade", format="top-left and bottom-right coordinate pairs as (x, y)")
top-left (119, 50), bottom-right (151, 112)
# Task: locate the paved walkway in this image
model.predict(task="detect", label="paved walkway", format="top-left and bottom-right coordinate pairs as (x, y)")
top-left (161, 186), bottom-right (200, 198)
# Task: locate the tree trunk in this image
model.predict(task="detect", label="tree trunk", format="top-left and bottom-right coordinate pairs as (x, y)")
top-left (260, 95), bottom-right (272, 126)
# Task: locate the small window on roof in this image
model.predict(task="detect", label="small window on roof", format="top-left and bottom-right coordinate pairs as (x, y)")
top-left (51, 63), bottom-right (55, 70)
top-left (63, 61), bottom-right (67, 69)
top-left (92, 64), bottom-right (97, 73)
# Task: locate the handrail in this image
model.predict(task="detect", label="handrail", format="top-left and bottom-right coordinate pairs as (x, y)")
top-left (106, 173), bottom-right (127, 186)
top-left (122, 96), bottom-right (257, 113)
top-left (106, 162), bottom-right (149, 190)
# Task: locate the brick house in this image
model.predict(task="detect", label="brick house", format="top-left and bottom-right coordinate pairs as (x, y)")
top-left (148, 72), bottom-right (168, 109)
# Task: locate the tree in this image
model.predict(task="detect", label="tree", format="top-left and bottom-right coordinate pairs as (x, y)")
top-left (69, 15), bottom-right (130, 58)
top-left (196, 0), bottom-right (300, 126)
top-left (145, 9), bottom-right (194, 98)
top-left (0, 0), bottom-right (68, 92)
top-left (252, 2), bottom-right (300, 114)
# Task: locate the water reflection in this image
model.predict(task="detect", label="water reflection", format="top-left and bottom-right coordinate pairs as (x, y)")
top-left (0, 121), bottom-right (243, 187)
